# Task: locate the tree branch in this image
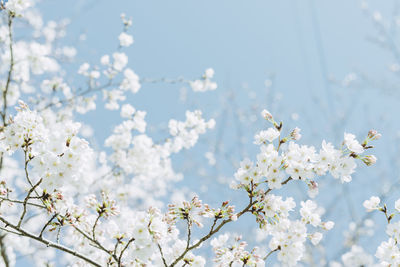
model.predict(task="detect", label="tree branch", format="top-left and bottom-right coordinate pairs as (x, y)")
top-left (169, 176), bottom-right (293, 266)
top-left (0, 216), bottom-right (101, 267)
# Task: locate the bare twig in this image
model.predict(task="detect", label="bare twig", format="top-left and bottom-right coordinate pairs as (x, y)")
top-left (72, 224), bottom-right (119, 263)
top-left (185, 218), bottom-right (191, 250)
top-left (17, 178), bottom-right (42, 228)
top-left (39, 213), bottom-right (58, 237)
top-left (118, 237), bottom-right (135, 266)
top-left (157, 243), bottom-right (168, 267)
top-left (263, 247), bottom-right (280, 261)
top-left (0, 196), bottom-right (46, 209)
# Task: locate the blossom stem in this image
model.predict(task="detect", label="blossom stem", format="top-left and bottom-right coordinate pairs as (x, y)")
top-left (117, 237), bottom-right (135, 266)
top-left (17, 178), bottom-right (42, 228)
top-left (72, 224), bottom-right (119, 263)
top-left (39, 213), bottom-right (58, 237)
top-left (185, 218), bottom-right (192, 249)
top-left (0, 196), bottom-right (46, 209)
top-left (263, 247), bottom-right (280, 261)
top-left (157, 243), bottom-right (168, 267)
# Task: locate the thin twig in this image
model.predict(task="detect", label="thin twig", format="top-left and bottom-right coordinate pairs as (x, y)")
top-left (185, 218), bottom-right (191, 249)
top-left (263, 247), bottom-right (280, 261)
top-left (0, 196), bottom-right (46, 209)
top-left (118, 237), bottom-right (135, 266)
top-left (92, 214), bottom-right (101, 241)
top-left (17, 178), bottom-right (42, 228)
top-left (72, 224), bottom-right (119, 263)
top-left (157, 243), bottom-right (168, 267)
top-left (39, 213), bottom-right (58, 237)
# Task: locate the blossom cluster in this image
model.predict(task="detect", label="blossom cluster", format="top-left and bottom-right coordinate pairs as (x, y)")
top-left (0, 102), bottom-right (93, 192)
top-left (233, 110), bottom-right (378, 196)
top-left (211, 234), bottom-right (264, 266)
top-left (189, 68), bottom-right (218, 92)
top-left (361, 196), bottom-right (400, 266)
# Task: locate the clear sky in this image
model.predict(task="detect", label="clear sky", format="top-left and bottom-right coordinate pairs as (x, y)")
top-left (38, 0), bottom-right (399, 137)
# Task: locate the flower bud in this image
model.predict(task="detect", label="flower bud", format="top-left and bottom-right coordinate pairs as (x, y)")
top-left (322, 221), bottom-right (335, 230)
top-left (261, 109), bottom-right (273, 121)
top-left (368, 129), bottom-right (381, 140)
top-left (290, 127), bottom-right (302, 140)
top-left (307, 181), bottom-right (318, 198)
top-left (362, 155), bottom-right (377, 166)
top-left (310, 232), bottom-right (323, 245)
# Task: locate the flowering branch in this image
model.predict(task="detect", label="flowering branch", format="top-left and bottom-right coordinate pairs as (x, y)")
top-left (169, 177), bottom-right (292, 267)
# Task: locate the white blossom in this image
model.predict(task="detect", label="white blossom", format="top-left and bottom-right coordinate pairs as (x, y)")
top-left (254, 128), bottom-right (280, 144)
top-left (344, 133), bottom-right (364, 154)
top-left (363, 196), bottom-right (380, 212)
top-left (118, 32), bottom-right (134, 47)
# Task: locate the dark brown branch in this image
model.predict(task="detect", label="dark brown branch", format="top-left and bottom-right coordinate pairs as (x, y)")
top-left (39, 213), bottom-right (58, 237)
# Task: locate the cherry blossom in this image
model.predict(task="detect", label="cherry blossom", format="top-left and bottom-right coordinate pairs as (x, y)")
top-left (0, 2), bottom-right (385, 267)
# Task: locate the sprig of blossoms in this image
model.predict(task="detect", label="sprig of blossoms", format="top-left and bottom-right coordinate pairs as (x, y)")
top-left (167, 110), bottom-right (215, 152)
top-left (211, 234), bottom-right (264, 266)
top-left (86, 191), bottom-right (120, 219)
top-left (363, 197), bottom-right (400, 266)
top-left (233, 110), bottom-right (379, 198)
top-left (253, 196), bottom-right (333, 266)
top-left (118, 32), bottom-right (134, 47)
top-left (229, 110), bottom-right (377, 266)
top-left (4, 0), bottom-right (31, 15)
top-left (0, 101), bottom-right (47, 154)
top-left (200, 200), bottom-right (238, 222)
top-left (189, 68), bottom-right (217, 92)
top-left (167, 196), bottom-right (204, 227)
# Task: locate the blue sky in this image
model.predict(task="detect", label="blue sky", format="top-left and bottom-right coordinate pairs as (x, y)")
top-left (38, 0), bottom-right (398, 136)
